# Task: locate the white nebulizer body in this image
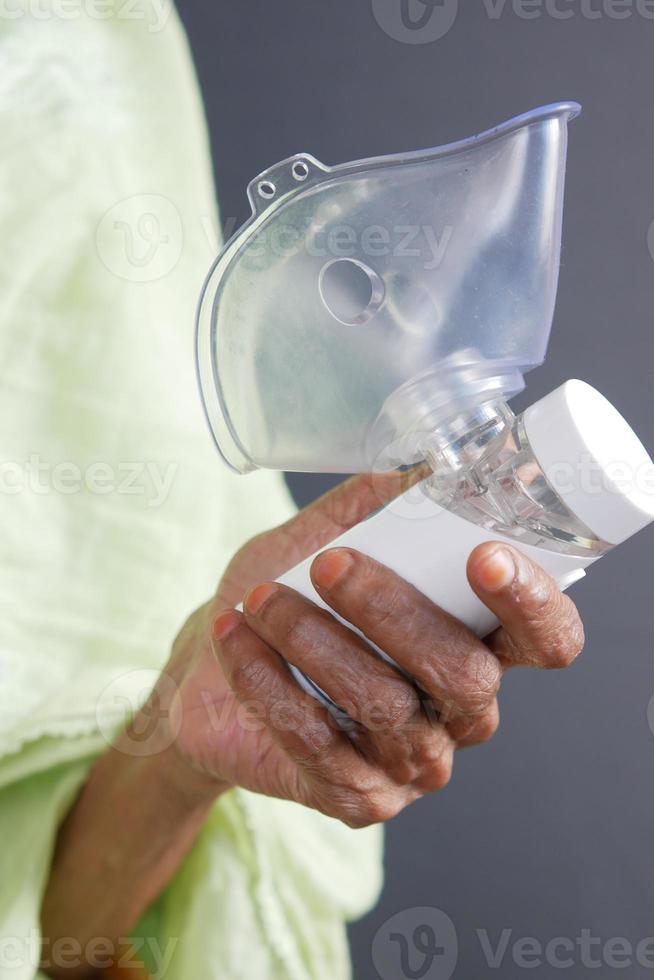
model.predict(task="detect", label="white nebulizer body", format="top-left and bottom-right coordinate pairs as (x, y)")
top-left (195, 101), bottom-right (654, 704)
top-left (277, 381), bottom-right (653, 641)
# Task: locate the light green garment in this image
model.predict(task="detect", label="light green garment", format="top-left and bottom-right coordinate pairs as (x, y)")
top-left (0, 4), bottom-right (383, 978)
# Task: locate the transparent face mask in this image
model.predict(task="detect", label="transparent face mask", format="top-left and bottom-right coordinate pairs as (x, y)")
top-left (196, 102), bottom-right (581, 475)
top-left (196, 100), bottom-right (654, 704)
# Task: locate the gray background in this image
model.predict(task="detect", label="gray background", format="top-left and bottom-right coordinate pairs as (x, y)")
top-left (176, 2), bottom-right (654, 977)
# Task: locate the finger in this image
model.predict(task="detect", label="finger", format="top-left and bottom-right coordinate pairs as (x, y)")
top-left (241, 583), bottom-right (454, 791)
top-left (241, 582), bottom-right (422, 733)
top-left (453, 698), bottom-right (500, 748)
top-left (310, 548), bottom-right (502, 723)
top-left (467, 543), bottom-right (585, 669)
top-left (277, 466), bottom-right (429, 563)
top-left (211, 610), bottom-right (421, 826)
top-left (211, 610), bottom-right (353, 772)
top-left (217, 469), bottom-right (430, 612)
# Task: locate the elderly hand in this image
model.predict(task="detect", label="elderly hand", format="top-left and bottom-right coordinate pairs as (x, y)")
top-left (169, 472), bottom-right (585, 828)
top-left (40, 472), bottom-right (586, 976)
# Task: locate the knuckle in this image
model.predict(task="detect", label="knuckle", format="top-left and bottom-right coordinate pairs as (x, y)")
top-left (229, 657), bottom-right (269, 697)
top-left (356, 565), bottom-right (404, 624)
top-left (542, 599), bottom-right (586, 669)
top-left (567, 610), bottom-right (586, 659)
top-left (360, 589), bottom-right (398, 631)
top-left (342, 766), bottom-right (382, 799)
top-left (456, 651), bottom-right (502, 715)
top-left (546, 630), bottom-right (585, 669)
top-left (332, 769), bottom-right (408, 828)
top-left (458, 706), bottom-right (500, 746)
top-left (520, 565), bottom-right (561, 617)
top-left (341, 811), bottom-right (376, 830)
top-left (292, 722), bottom-right (336, 765)
top-left (511, 588), bottom-right (585, 669)
top-left (348, 790), bottom-right (405, 828)
top-left (280, 607), bottom-right (341, 664)
top-left (546, 640), bottom-right (573, 670)
top-left (415, 747), bottom-right (453, 792)
top-left (414, 726), bottom-right (450, 765)
top-left (283, 609), bottom-right (319, 650)
top-left (476, 708), bottom-right (500, 742)
top-left (383, 681), bottom-right (419, 729)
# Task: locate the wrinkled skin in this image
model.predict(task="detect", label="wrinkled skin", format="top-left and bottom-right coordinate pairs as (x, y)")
top-left (164, 472), bottom-right (584, 828)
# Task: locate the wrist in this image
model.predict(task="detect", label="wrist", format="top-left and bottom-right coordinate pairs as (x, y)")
top-left (161, 740), bottom-right (232, 806)
top-left (114, 699), bottom-right (232, 811)
top-left (41, 706), bottom-right (230, 962)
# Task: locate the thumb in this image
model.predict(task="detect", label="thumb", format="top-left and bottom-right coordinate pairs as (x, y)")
top-left (215, 466), bottom-right (428, 611)
top-left (276, 466), bottom-right (427, 566)
top-left (466, 542), bottom-right (585, 670)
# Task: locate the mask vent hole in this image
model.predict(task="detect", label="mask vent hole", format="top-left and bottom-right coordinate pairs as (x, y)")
top-left (292, 160), bottom-right (309, 181)
top-left (319, 258), bottom-right (384, 326)
top-left (257, 180), bottom-right (276, 200)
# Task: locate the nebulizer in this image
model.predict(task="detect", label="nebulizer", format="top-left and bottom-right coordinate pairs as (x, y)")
top-left (196, 102), bottom-right (654, 703)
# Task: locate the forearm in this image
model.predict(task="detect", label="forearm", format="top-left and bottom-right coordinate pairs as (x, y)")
top-left (40, 708), bottom-right (227, 979)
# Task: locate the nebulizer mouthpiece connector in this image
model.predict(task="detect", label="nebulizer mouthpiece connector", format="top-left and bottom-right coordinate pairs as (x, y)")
top-left (417, 379), bottom-right (654, 564)
top-left (368, 349), bottom-right (525, 470)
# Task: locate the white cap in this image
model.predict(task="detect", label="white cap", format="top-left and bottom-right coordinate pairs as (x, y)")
top-left (523, 380), bottom-right (654, 546)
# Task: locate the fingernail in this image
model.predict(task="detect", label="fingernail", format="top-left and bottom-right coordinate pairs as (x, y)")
top-left (213, 610), bottom-right (241, 642)
top-left (476, 547), bottom-right (516, 592)
top-left (244, 583), bottom-right (278, 615)
top-left (312, 549), bottom-right (354, 590)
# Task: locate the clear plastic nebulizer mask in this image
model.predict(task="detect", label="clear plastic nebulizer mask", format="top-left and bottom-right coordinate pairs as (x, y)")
top-left (196, 101), bottom-right (654, 658)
